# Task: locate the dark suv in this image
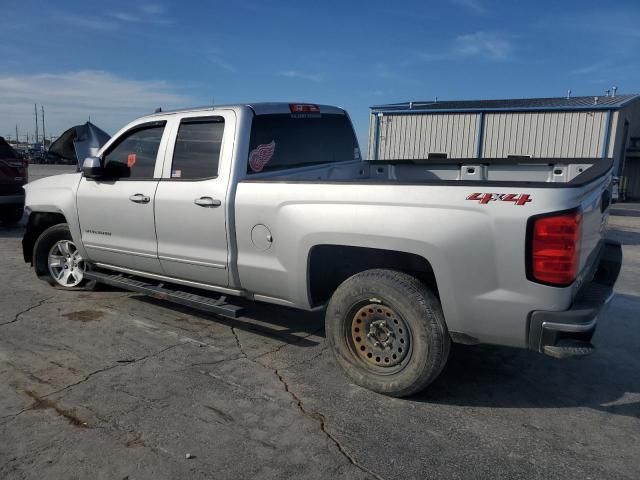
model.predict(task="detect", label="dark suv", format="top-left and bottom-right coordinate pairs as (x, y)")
top-left (0, 137), bottom-right (27, 225)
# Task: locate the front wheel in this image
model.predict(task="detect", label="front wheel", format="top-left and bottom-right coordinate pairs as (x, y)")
top-left (33, 223), bottom-right (96, 290)
top-left (326, 269), bottom-right (450, 397)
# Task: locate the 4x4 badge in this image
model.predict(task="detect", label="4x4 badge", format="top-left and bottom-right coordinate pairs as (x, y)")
top-left (466, 193), bottom-right (532, 205)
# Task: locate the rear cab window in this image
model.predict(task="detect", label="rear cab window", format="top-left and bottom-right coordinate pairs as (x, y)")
top-left (171, 117), bottom-right (224, 180)
top-left (247, 107), bottom-right (360, 174)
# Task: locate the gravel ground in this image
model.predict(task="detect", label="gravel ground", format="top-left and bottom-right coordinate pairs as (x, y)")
top-left (26, 164), bottom-right (77, 183)
top-left (0, 167), bottom-right (638, 479)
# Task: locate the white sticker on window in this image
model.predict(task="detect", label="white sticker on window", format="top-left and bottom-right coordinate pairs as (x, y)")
top-left (249, 141), bottom-right (276, 172)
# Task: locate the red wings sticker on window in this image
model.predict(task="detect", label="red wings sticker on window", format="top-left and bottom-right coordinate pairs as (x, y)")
top-left (249, 141), bottom-right (276, 173)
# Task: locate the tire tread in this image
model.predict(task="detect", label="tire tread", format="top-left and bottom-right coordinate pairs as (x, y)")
top-left (326, 268), bottom-right (450, 397)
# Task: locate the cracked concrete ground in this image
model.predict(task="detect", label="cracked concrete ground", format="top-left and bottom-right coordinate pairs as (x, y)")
top-left (1, 173), bottom-right (639, 479)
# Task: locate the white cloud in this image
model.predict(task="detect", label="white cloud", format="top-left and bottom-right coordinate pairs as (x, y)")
top-left (0, 71), bottom-right (195, 138)
top-left (416, 32), bottom-right (514, 63)
top-left (571, 62), bottom-right (608, 76)
top-left (55, 3), bottom-right (171, 30)
top-left (450, 0), bottom-right (487, 15)
top-left (110, 12), bottom-right (140, 23)
top-left (106, 6), bottom-right (172, 26)
top-left (54, 13), bottom-right (118, 31)
top-left (454, 32), bottom-right (513, 60)
top-left (280, 70), bottom-right (324, 82)
top-left (208, 55), bottom-right (237, 73)
top-left (139, 4), bottom-right (167, 15)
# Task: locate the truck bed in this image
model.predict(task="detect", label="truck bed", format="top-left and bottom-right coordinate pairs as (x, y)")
top-left (235, 156), bottom-right (613, 348)
top-left (244, 157), bottom-right (612, 187)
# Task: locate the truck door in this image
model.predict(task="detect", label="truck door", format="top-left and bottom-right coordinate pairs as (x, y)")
top-left (76, 121), bottom-right (168, 274)
top-left (154, 112), bottom-right (234, 287)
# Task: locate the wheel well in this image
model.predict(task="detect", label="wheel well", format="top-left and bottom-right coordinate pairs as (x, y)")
top-left (22, 212), bottom-right (67, 263)
top-left (308, 245), bottom-right (438, 306)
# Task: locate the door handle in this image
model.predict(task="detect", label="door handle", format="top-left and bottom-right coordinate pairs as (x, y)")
top-left (129, 193), bottom-right (150, 204)
top-left (194, 196), bottom-right (222, 208)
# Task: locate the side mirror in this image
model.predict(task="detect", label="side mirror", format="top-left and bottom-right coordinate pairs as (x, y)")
top-left (82, 156), bottom-right (103, 178)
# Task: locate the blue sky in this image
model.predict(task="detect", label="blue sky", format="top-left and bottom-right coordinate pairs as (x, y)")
top-left (1, 0), bottom-right (639, 151)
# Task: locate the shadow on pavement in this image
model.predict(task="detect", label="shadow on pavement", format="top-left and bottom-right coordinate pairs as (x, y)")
top-left (413, 295), bottom-right (640, 420)
top-left (0, 225), bottom-right (24, 239)
top-left (607, 228), bottom-right (640, 246)
top-left (132, 294), bottom-right (325, 347)
top-left (610, 208), bottom-right (640, 218)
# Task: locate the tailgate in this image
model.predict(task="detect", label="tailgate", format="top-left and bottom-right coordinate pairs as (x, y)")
top-left (576, 169), bottom-right (613, 283)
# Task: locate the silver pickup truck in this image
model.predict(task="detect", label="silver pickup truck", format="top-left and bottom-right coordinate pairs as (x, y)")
top-left (22, 103), bottom-right (622, 397)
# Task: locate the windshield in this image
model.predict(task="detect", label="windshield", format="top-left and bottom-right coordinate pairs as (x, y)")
top-left (247, 113), bottom-right (360, 174)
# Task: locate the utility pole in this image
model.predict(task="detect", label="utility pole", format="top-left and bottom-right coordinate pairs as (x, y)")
top-left (15, 125), bottom-right (18, 148)
top-left (34, 104), bottom-right (39, 147)
top-left (41, 106), bottom-right (46, 149)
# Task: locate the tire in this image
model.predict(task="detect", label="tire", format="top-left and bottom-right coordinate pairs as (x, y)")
top-left (33, 223), bottom-right (96, 290)
top-left (326, 269), bottom-right (450, 397)
top-left (0, 205), bottom-right (24, 225)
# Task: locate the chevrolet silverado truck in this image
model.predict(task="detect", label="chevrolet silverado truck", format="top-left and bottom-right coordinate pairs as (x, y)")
top-left (22, 103), bottom-right (622, 397)
top-left (0, 136), bottom-right (28, 225)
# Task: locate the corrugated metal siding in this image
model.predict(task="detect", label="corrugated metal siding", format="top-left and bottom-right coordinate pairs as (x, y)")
top-left (368, 109), bottom-right (617, 160)
top-left (482, 111), bottom-right (608, 158)
top-left (607, 111), bottom-right (619, 158)
top-left (375, 113), bottom-right (479, 159)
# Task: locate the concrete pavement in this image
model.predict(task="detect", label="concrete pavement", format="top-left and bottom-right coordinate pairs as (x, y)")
top-left (0, 171), bottom-right (638, 479)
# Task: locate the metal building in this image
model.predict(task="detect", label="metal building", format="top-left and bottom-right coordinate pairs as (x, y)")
top-left (368, 94), bottom-right (640, 199)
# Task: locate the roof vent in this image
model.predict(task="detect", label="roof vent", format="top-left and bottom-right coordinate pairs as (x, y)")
top-left (605, 89), bottom-right (610, 98)
top-left (566, 89), bottom-right (571, 99)
top-left (594, 96), bottom-right (599, 105)
top-left (612, 86), bottom-right (618, 98)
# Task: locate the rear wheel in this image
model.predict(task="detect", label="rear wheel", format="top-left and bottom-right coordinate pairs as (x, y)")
top-left (33, 223), bottom-right (96, 290)
top-left (0, 205), bottom-right (24, 225)
top-left (326, 269), bottom-right (450, 397)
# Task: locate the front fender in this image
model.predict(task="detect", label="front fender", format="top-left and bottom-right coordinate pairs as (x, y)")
top-left (24, 173), bottom-right (86, 258)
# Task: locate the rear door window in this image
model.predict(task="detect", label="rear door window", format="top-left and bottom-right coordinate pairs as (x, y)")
top-left (247, 113), bottom-right (359, 173)
top-left (103, 122), bottom-right (165, 179)
top-left (170, 118), bottom-right (224, 180)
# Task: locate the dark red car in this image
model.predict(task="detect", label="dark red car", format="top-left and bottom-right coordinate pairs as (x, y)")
top-left (0, 137), bottom-right (27, 225)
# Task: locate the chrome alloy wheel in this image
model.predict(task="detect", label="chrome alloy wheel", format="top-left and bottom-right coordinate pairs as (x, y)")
top-left (48, 240), bottom-right (86, 287)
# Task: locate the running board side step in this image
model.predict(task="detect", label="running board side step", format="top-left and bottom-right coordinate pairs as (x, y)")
top-left (84, 271), bottom-right (243, 318)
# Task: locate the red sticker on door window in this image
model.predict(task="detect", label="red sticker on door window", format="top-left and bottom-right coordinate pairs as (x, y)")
top-left (249, 141), bottom-right (276, 173)
top-left (127, 153), bottom-right (137, 168)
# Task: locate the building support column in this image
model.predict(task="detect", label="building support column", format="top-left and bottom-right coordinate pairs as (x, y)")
top-left (475, 112), bottom-right (485, 158)
top-left (373, 113), bottom-right (382, 160)
top-left (601, 110), bottom-right (612, 159)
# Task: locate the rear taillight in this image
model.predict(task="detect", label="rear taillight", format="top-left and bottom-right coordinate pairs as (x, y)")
top-left (527, 209), bottom-right (582, 286)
